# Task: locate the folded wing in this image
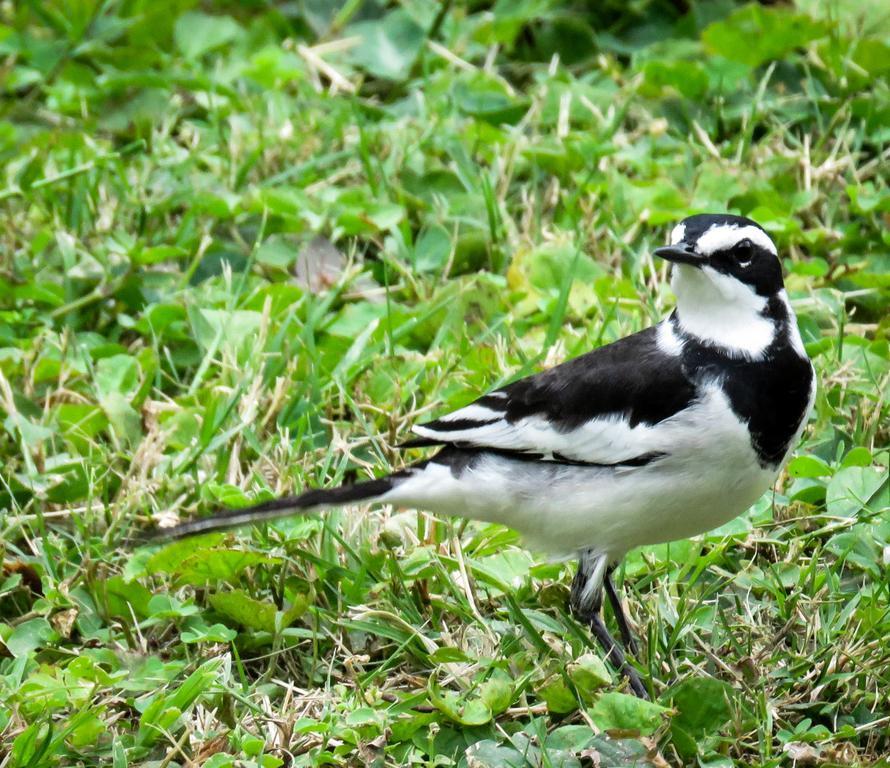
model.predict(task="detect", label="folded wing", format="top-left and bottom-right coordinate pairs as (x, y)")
top-left (410, 324), bottom-right (696, 466)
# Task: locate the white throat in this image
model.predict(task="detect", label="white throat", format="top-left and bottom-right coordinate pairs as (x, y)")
top-left (671, 264), bottom-right (776, 358)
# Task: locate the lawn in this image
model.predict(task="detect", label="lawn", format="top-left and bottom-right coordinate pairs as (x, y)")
top-left (1, 1), bottom-right (888, 766)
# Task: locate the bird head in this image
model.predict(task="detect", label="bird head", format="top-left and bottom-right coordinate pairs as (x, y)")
top-left (655, 214), bottom-right (791, 357)
top-left (655, 214), bottom-right (784, 299)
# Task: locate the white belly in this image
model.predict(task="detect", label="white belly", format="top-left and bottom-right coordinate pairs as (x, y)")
top-left (387, 384), bottom-right (780, 558)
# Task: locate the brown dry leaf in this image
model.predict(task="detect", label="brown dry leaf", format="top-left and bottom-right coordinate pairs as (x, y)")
top-left (640, 736), bottom-right (671, 767)
top-left (356, 731), bottom-right (388, 765)
top-left (783, 741), bottom-right (823, 765)
top-left (50, 608), bottom-right (78, 638)
top-left (3, 561), bottom-right (43, 595)
top-left (191, 732), bottom-right (231, 764)
top-left (822, 742), bottom-right (859, 763)
top-left (295, 235), bottom-right (346, 292)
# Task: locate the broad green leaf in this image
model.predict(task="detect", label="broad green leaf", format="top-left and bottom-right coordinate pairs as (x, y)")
top-left (4, 412), bottom-right (54, 448)
top-left (203, 754), bottom-right (237, 768)
top-left (478, 670), bottom-right (514, 715)
top-left (101, 576), bottom-right (153, 619)
top-left (427, 678), bottom-right (493, 726)
top-left (348, 10), bottom-right (425, 81)
top-left (180, 619), bottom-right (237, 644)
top-left (788, 477), bottom-right (828, 506)
top-left (174, 550), bottom-right (280, 585)
top-left (190, 309), bottom-right (263, 355)
top-left (702, 5), bottom-right (829, 68)
top-left (67, 710), bottom-right (106, 748)
top-left (144, 535), bottom-right (226, 576)
top-left (668, 677), bottom-right (734, 736)
top-left (255, 237), bottom-right (297, 270)
top-left (95, 354), bottom-right (140, 397)
top-left (147, 594), bottom-right (200, 619)
top-left (414, 225), bottom-right (452, 274)
top-left (588, 692), bottom-right (668, 735)
top-left (568, 653), bottom-right (612, 696)
top-left (786, 455), bottom-right (833, 478)
top-left (209, 589), bottom-right (278, 632)
top-left (325, 302), bottom-right (387, 338)
top-left (463, 739), bottom-right (545, 768)
top-left (507, 241), bottom-right (603, 303)
top-left (851, 38), bottom-right (890, 76)
top-left (474, 549), bottom-right (534, 592)
top-left (545, 727), bottom-right (653, 765)
top-left (0, 573), bottom-right (22, 598)
top-left (205, 482), bottom-right (274, 508)
top-left (429, 646), bottom-right (471, 663)
top-left (53, 403), bottom-right (107, 449)
top-left (848, 183), bottom-right (890, 215)
top-left (454, 74), bottom-right (530, 125)
top-left (2, 618), bottom-right (56, 657)
top-left (174, 12), bottom-right (242, 60)
top-left (826, 467), bottom-right (886, 517)
top-left (539, 676), bottom-right (578, 714)
top-left (641, 59), bottom-right (709, 99)
top-left (99, 392), bottom-right (142, 446)
top-left (841, 447), bottom-right (873, 468)
top-left (825, 528), bottom-right (883, 574)
top-left (625, 539), bottom-right (700, 577)
top-left (134, 245), bottom-right (187, 265)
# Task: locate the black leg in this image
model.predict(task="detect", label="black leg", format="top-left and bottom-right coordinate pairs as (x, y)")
top-left (588, 613), bottom-right (649, 700)
top-left (604, 568), bottom-right (638, 657)
top-left (570, 552), bottom-right (648, 700)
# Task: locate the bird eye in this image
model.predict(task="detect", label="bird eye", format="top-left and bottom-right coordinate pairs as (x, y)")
top-left (734, 240), bottom-right (754, 267)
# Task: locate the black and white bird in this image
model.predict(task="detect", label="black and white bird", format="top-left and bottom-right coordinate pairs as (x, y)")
top-left (155, 214), bottom-right (816, 698)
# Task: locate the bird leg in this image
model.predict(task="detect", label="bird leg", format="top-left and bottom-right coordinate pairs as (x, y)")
top-left (587, 613), bottom-right (648, 700)
top-left (570, 552), bottom-right (648, 700)
top-left (604, 567), bottom-right (638, 657)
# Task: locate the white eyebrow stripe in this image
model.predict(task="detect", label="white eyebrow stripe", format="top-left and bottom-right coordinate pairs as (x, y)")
top-left (695, 224), bottom-right (777, 256)
top-left (436, 404), bottom-right (501, 422)
top-left (670, 223), bottom-right (686, 245)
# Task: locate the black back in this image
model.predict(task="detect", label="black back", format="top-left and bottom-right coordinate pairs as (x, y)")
top-left (495, 326), bottom-right (695, 430)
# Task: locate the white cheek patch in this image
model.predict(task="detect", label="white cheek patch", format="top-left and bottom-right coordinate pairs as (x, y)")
top-left (696, 224), bottom-right (777, 256)
top-left (670, 223), bottom-right (686, 245)
top-left (672, 264), bottom-right (775, 359)
top-left (701, 266), bottom-right (764, 304)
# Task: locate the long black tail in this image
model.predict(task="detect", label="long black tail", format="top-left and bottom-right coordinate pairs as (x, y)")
top-left (148, 476), bottom-right (397, 541)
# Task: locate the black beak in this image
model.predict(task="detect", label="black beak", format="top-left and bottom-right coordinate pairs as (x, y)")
top-left (654, 245), bottom-right (703, 266)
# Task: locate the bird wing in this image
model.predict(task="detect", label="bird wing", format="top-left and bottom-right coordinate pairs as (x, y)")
top-left (409, 324), bottom-right (696, 466)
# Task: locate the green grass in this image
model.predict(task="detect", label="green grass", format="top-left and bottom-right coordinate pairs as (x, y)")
top-left (1, 1), bottom-right (889, 766)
